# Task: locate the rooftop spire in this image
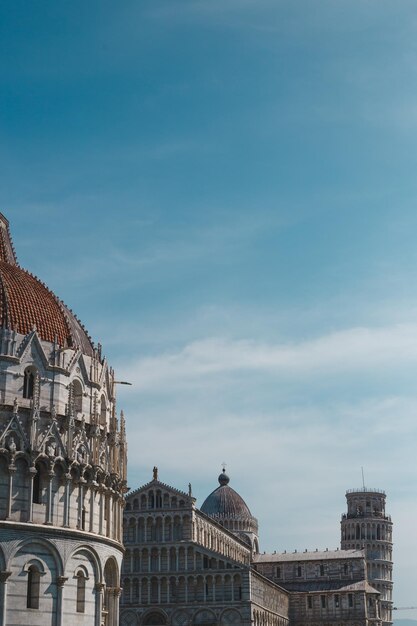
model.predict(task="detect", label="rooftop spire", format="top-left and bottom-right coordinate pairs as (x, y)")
top-left (0, 214), bottom-right (18, 266)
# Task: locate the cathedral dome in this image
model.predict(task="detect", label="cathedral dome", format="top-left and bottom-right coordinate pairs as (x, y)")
top-left (0, 214), bottom-right (94, 355)
top-left (201, 469), bottom-right (257, 524)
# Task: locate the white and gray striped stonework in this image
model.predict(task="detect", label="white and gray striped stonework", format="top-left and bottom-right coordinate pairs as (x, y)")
top-left (0, 522), bottom-right (123, 626)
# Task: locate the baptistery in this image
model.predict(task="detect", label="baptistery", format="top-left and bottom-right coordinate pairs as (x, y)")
top-left (0, 214), bottom-right (127, 626)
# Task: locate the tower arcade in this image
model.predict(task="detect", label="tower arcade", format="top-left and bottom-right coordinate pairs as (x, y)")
top-left (341, 488), bottom-right (393, 626)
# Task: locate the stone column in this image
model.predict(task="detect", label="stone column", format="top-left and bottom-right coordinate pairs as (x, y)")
top-left (64, 473), bottom-right (71, 527)
top-left (28, 466), bottom-right (36, 522)
top-left (6, 465), bottom-right (15, 519)
top-left (99, 488), bottom-right (104, 535)
top-left (107, 492), bottom-right (112, 538)
top-left (113, 587), bottom-right (121, 626)
top-left (46, 469), bottom-right (54, 524)
top-left (0, 571), bottom-right (12, 626)
top-left (77, 478), bottom-right (86, 529)
top-left (56, 576), bottom-right (68, 626)
top-left (95, 582), bottom-right (105, 626)
top-left (105, 588), bottom-right (113, 626)
top-left (89, 483), bottom-right (96, 532)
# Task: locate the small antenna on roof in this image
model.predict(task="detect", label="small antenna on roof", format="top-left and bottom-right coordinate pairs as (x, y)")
top-left (361, 467), bottom-right (365, 490)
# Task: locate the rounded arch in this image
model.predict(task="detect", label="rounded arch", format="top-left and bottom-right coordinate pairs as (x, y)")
top-left (104, 555), bottom-right (119, 586)
top-left (63, 545), bottom-right (101, 622)
top-left (8, 536), bottom-right (61, 617)
top-left (121, 610), bottom-right (139, 626)
top-left (172, 610), bottom-right (190, 626)
top-left (72, 378), bottom-right (84, 413)
top-left (23, 557), bottom-right (46, 574)
top-left (66, 544), bottom-right (102, 583)
top-left (9, 536), bottom-right (64, 576)
top-left (193, 610), bottom-right (217, 626)
top-left (220, 610), bottom-right (242, 626)
top-left (142, 609), bottom-right (168, 626)
top-left (74, 564), bottom-right (90, 579)
top-left (23, 365), bottom-right (37, 399)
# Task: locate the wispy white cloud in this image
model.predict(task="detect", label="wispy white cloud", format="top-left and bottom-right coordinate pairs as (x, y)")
top-left (119, 318), bottom-right (417, 615)
top-left (119, 323), bottom-right (417, 392)
top-left (122, 384), bottom-right (417, 610)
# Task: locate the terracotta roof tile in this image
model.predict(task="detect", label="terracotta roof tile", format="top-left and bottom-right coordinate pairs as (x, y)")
top-left (0, 215), bottom-right (94, 356)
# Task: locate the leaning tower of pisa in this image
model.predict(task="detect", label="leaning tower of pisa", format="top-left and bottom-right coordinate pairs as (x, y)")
top-left (340, 488), bottom-right (393, 626)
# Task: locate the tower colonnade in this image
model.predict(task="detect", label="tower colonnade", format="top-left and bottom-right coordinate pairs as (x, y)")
top-left (341, 488), bottom-right (393, 626)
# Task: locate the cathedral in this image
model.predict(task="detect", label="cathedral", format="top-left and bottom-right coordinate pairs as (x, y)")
top-left (0, 214), bottom-right (393, 626)
top-left (120, 470), bottom-right (393, 626)
top-left (0, 214), bottom-right (127, 626)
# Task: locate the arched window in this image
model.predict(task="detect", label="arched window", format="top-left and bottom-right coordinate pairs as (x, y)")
top-left (27, 565), bottom-right (41, 609)
top-left (23, 368), bottom-right (35, 399)
top-left (73, 380), bottom-right (83, 413)
top-left (128, 519), bottom-right (135, 542)
top-left (76, 571), bottom-right (86, 613)
top-left (33, 463), bottom-right (47, 504)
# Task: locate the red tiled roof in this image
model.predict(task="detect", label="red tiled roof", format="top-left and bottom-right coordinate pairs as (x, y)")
top-left (0, 214), bottom-right (94, 356)
top-left (0, 261), bottom-right (94, 355)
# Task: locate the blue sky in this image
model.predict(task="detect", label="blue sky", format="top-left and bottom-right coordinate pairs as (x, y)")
top-left (2, 0), bottom-right (417, 614)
